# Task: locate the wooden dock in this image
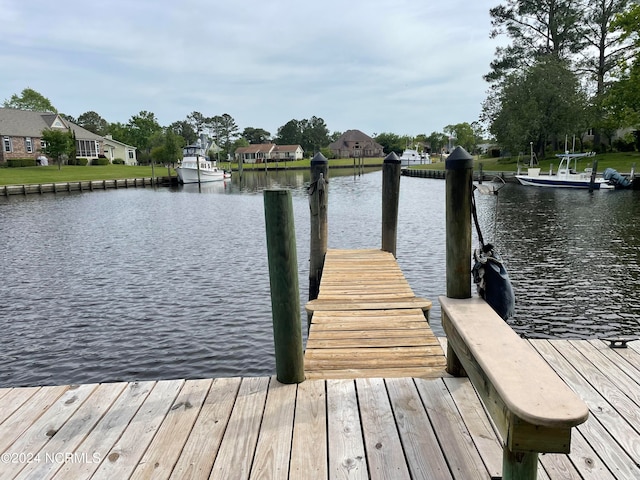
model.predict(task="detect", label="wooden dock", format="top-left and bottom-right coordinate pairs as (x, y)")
top-left (3, 246), bottom-right (640, 479)
top-left (1, 339), bottom-right (640, 479)
top-left (304, 249), bottom-right (447, 379)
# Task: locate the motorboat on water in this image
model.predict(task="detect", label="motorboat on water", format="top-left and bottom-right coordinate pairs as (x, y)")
top-left (175, 143), bottom-right (225, 184)
top-left (515, 152), bottom-right (631, 190)
top-left (399, 148), bottom-right (430, 165)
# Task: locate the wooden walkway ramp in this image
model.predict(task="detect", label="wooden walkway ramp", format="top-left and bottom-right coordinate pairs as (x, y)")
top-left (1, 339), bottom-right (640, 479)
top-left (304, 249), bottom-right (447, 379)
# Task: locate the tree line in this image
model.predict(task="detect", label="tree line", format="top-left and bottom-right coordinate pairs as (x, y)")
top-left (3, 88), bottom-right (483, 165)
top-left (482, 0), bottom-right (640, 158)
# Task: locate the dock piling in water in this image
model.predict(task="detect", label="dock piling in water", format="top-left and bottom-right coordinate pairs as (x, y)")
top-left (308, 153), bottom-right (328, 303)
top-left (264, 189), bottom-right (305, 384)
top-left (445, 146), bottom-right (473, 300)
top-left (381, 152), bottom-right (401, 257)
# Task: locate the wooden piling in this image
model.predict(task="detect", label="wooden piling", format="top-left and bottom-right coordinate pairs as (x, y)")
top-left (589, 158), bottom-right (598, 192)
top-left (264, 189), bottom-right (305, 384)
top-left (445, 146), bottom-right (474, 376)
top-left (381, 152), bottom-right (401, 257)
top-left (445, 146), bottom-right (473, 299)
top-left (309, 153), bottom-right (328, 303)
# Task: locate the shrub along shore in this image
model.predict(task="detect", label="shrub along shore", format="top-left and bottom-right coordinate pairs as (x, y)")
top-left (1, 152), bottom-right (638, 186)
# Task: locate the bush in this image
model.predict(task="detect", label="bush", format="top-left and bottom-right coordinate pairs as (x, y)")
top-left (91, 158), bottom-right (110, 166)
top-left (613, 134), bottom-right (636, 152)
top-left (7, 158), bottom-right (37, 167)
top-left (112, 158), bottom-right (125, 165)
top-left (68, 158), bottom-right (88, 166)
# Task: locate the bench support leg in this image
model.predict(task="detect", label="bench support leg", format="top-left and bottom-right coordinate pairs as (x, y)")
top-left (446, 343), bottom-right (466, 377)
top-left (503, 448), bottom-right (538, 480)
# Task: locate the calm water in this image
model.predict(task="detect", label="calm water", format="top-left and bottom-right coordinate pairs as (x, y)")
top-left (1, 169), bottom-right (639, 387)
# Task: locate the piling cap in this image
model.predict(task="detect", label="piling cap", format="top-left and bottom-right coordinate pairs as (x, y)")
top-left (311, 152), bottom-right (328, 165)
top-left (384, 151), bottom-right (401, 164)
top-left (445, 146), bottom-right (473, 170)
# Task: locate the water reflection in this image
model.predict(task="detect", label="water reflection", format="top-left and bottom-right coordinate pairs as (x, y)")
top-left (0, 170), bottom-right (639, 387)
top-left (474, 184), bottom-right (640, 338)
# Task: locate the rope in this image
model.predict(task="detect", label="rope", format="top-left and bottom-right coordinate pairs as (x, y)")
top-left (471, 186), bottom-right (485, 249)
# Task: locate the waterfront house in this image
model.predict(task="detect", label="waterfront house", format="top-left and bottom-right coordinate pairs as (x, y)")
top-left (329, 129), bottom-right (384, 158)
top-left (235, 143), bottom-right (303, 163)
top-left (103, 135), bottom-right (138, 165)
top-left (0, 107), bottom-right (105, 164)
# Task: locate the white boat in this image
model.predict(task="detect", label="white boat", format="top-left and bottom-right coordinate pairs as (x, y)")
top-left (515, 152), bottom-right (615, 190)
top-left (175, 143), bottom-right (225, 184)
top-left (399, 149), bottom-right (430, 165)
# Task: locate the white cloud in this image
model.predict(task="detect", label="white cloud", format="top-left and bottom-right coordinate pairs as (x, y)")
top-left (0, 0), bottom-right (500, 137)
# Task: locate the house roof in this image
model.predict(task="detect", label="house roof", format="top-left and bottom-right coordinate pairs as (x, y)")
top-left (329, 129), bottom-right (382, 149)
top-left (103, 134), bottom-right (136, 150)
top-left (273, 145), bottom-right (302, 153)
top-left (235, 144), bottom-right (303, 154)
top-left (0, 108), bottom-right (102, 141)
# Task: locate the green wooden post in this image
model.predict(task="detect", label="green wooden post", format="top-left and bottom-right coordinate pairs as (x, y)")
top-left (445, 146), bottom-right (474, 376)
top-left (309, 153), bottom-right (328, 303)
top-left (381, 152), bottom-right (401, 257)
top-left (264, 189), bottom-right (305, 384)
top-left (503, 449), bottom-right (539, 480)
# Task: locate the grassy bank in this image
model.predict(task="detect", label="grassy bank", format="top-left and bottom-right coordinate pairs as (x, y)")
top-left (417, 151), bottom-right (640, 173)
top-left (1, 152), bottom-right (637, 186)
top-left (0, 164), bottom-right (174, 186)
top-left (0, 159), bottom-right (384, 186)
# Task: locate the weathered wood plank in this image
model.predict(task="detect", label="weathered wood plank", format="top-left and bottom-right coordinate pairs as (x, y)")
top-left (306, 298), bottom-right (433, 313)
top-left (443, 377), bottom-right (502, 479)
top-left (414, 378), bottom-right (490, 480)
top-left (53, 381), bottom-right (156, 480)
top-left (0, 386), bottom-right (41, 425)
top-left (3, 384), bottom-right (99, 479)
top-left (15, 382), bottom-right (126, 480)
top-left (250, 378), bottom-right (297, 480)
top-left (327, 379), bottom-right (368, 479)
top-left (307, 336), bottom-right (438, 349)
top-left (306, 367), bottom-right (446, 380)
top-left (531, 340), bottom-right (640, 478)
top-left (308, 327), bottom-right (436, 340)
top-left (386, 378), bottom-right (454, 479)
top-left (209, 377), bottom-right (270, 480)
top-left (130, 379), bottom-right (213, 479)
top-left (0, 385), bottom-right (69, 454)
top-left (169, 377), bottom-right (241, 480)
top-left (91, 380), bottom-right (185, 480)
top-left (356, 377), bottom-right (411, 479)
top-left (290, 380), bottom-right (327, 479)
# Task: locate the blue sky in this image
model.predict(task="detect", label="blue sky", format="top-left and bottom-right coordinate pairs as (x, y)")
top-left (1, 0), bottom-right (501, 138)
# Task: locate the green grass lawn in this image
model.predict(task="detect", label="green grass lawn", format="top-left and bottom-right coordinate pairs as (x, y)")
top-left (0, 159), bottom-right (385, 186)
top-left (0, 164), bottom-right (173, 186)
top-left (418, 151), bottom-right (640, 173)
top-left (1, 153), bottom-right (638, 186)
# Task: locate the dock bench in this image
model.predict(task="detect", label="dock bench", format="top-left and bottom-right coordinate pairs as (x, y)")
top-left (439, 296), bottom-right (589, 480)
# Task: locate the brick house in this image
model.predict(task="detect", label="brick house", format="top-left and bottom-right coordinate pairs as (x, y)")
top-left (329, 130), bottom-right (384, 158)
top-left (0, 108), bottom-right (105, 164)
top-left (235, 143), bottom-right (304, 163)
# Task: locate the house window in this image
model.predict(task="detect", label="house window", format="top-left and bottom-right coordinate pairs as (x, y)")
top-left (40, 140), bottom-right (46, 149)
top-left (128, 150), bottom-right (134, 159)
top-left (76, 140), bottom-right (99, 157)
top-left (25, 137), bottom-right (33, 153)
top-left (3, 136), bottom-right (12, 153)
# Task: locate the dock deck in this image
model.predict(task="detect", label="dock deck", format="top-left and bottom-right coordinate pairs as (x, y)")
top-left (304, 249), bottom-right (447, 379)
top-left (1, 339), bottom-right (639, 479)
top-left (2, 247), bottom-right (640, 479)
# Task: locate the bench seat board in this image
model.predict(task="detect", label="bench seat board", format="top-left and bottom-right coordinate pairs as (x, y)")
top-left (440, 296), bottom-right (589, 453)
